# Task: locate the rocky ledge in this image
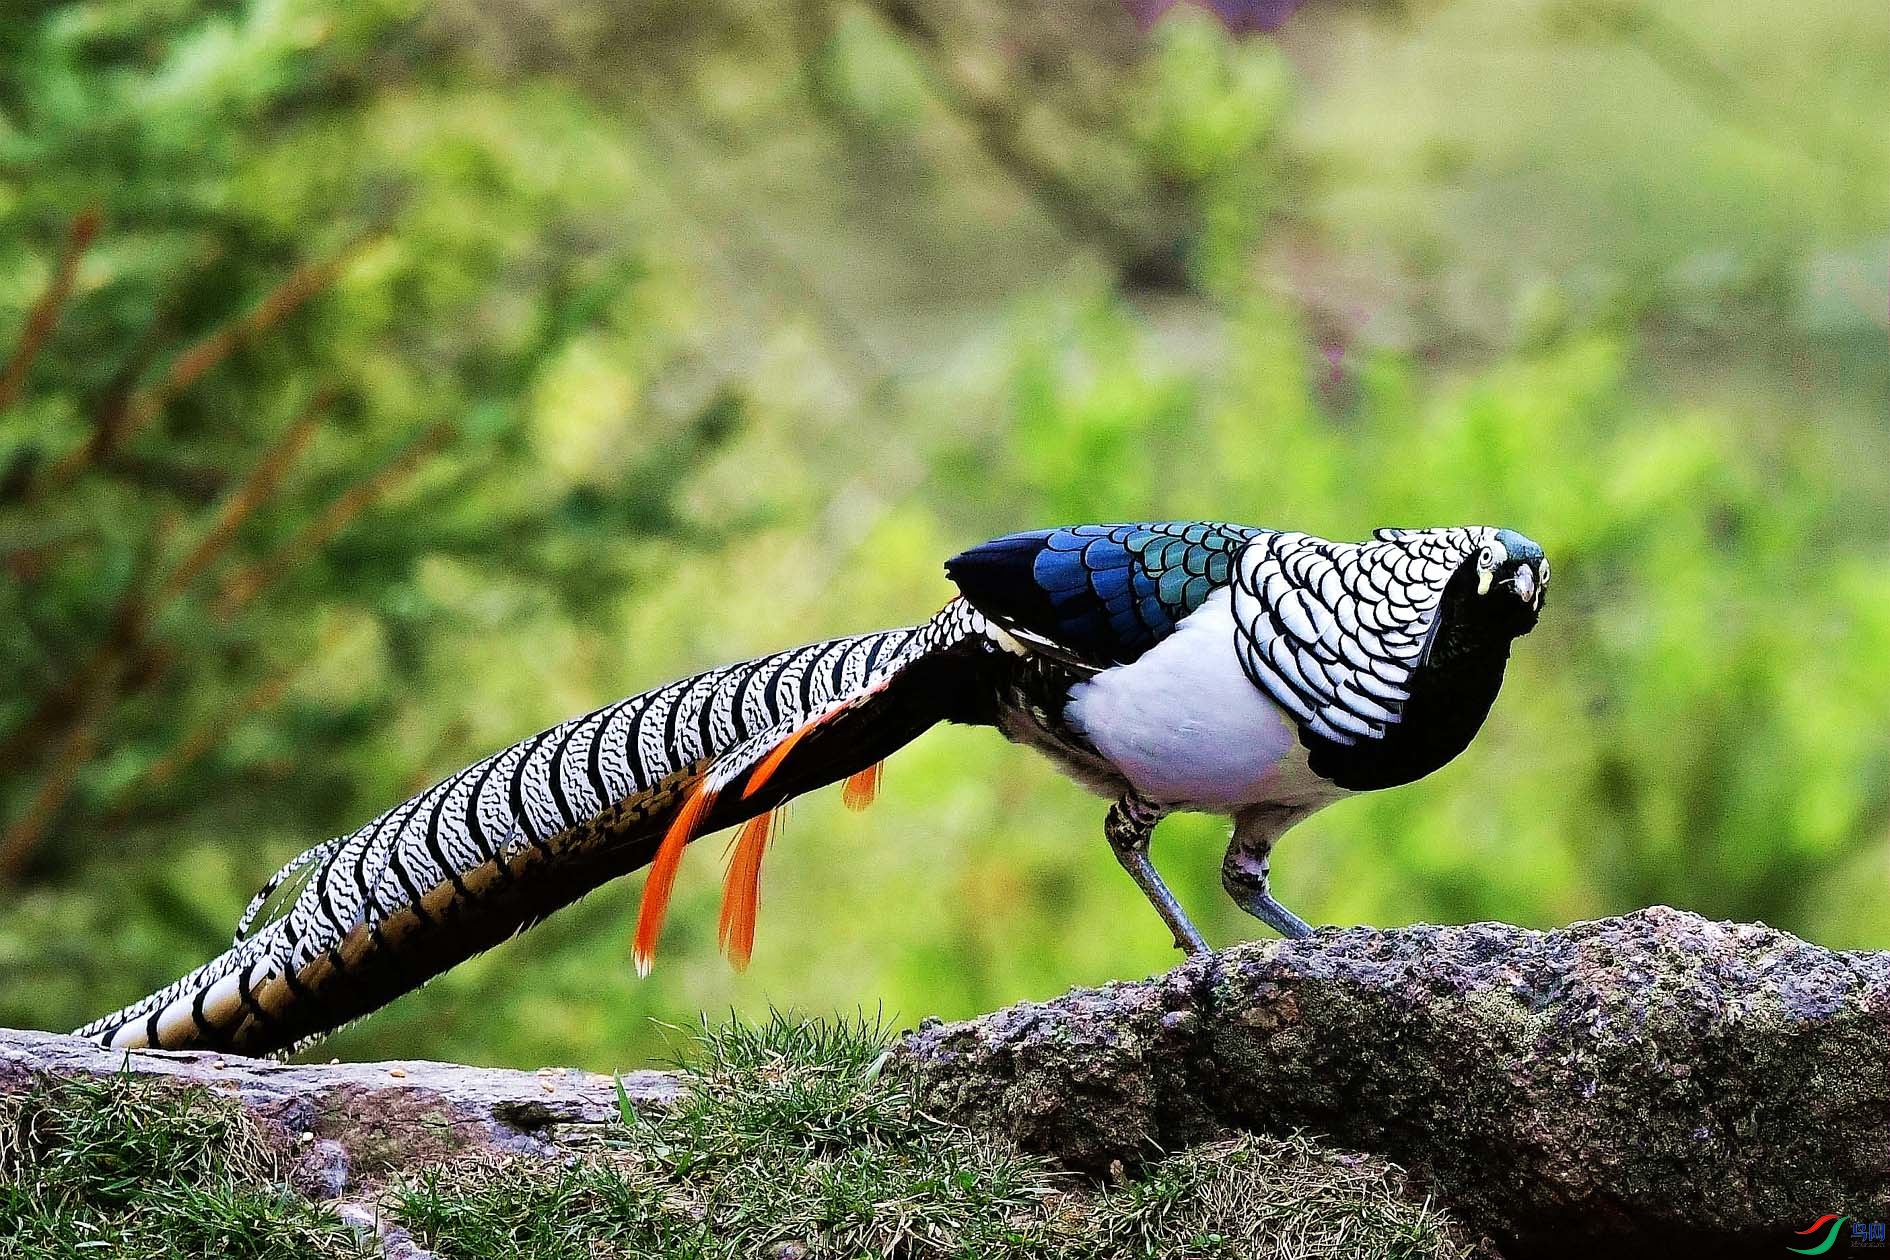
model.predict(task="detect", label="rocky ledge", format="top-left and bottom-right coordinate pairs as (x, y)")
top-left (5, 907), bottom-right (1884, 1257)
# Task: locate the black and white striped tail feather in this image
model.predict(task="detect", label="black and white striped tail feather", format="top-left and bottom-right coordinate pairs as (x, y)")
top-left (75, 601), bottom-right (990, 1057)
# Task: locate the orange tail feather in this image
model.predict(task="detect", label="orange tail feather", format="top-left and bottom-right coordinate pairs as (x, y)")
top-left (718, 807), bottom-right (781, 969)
top-left (841, 761), bottom-right (882, 812)
top-left (633, 781), bottom-right (716, 976)
top-left (742, 721), bottom-right (819, 801)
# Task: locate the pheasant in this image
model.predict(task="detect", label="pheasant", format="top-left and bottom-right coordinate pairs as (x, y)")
top-left (77, 521), bottom-right (1547, 1056)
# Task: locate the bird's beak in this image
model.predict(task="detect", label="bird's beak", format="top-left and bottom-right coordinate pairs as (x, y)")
top-left (1511, 565), bottom-right (1537, 607)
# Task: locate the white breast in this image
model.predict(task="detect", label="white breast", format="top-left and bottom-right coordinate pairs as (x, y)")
top-left (1063, 589), bottom-right (1344, 813)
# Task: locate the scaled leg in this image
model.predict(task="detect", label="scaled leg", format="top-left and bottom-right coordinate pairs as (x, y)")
top-left (1105, 794), bottom-right (1209, 955)
top-left (1222, 805), bottom-right (1316, 940)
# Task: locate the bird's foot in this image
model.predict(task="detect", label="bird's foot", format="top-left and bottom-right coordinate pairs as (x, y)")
top-left (1105, 794), bottom-right (1210, 955)
top-left (1121, 844), bottom-right (1211, 954)
top-left (1245, 889), bottom-right (1314, 940)
top-left (1222, 849), bottom-right (1316, 940)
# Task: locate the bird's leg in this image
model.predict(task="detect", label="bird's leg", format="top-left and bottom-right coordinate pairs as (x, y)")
top-left (1105, 794), bottom-right (1208, 955)
top-left (1222, 805), bottom-right (1316, 940)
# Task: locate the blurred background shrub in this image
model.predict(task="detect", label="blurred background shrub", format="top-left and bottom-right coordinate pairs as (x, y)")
top-left (2, 0), bottom-right (1884, 1068)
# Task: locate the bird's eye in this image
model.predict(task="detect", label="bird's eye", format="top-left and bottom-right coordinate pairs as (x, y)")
top-left (1478, 545), bottom-right (1495, 568)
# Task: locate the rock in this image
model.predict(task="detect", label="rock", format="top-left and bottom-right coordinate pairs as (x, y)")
top-left (894, 906), bottom-right (1890, 1256)
top-left (0, 1026), bottom-right (676, 1192)
top-left (4, 908), bottom-right (1882, 1254)
top-left (333, 1200), bottom-right (443, 1260)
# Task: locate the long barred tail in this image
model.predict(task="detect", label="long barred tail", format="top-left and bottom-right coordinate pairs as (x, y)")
top-left (76, 601), bottom-right (994, 1057)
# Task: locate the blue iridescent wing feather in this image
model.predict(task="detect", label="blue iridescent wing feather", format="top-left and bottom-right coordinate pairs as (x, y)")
top-left (945, 521), bottom-right (1260, 666)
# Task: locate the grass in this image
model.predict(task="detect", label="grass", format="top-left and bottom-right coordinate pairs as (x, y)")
top-left (0, 1072), bottom-right (367, 1259)
top-left (1, 1017), bottom-right (1486, 1259)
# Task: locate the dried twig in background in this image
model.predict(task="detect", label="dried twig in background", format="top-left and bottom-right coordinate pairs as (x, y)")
top-left (150, 386), bottom-right (335, 615)
top-left (0, 209), bottom-right (101, 414)
top-left (42, 241), bottom-right (367, 489)
top-left (98, 670), bottom-right (299, 827)
top-left (215, 421), bottom-right (454, 620)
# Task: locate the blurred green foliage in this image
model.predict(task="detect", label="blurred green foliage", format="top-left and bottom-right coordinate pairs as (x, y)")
top-left (2, 0), bottom-right (1885, 1070)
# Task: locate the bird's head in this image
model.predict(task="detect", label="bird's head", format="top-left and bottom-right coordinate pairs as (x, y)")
top-left (1463, 527), bottom-right (1548, 638)
top-left (1410, 527), bottom-right (1548, 671)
